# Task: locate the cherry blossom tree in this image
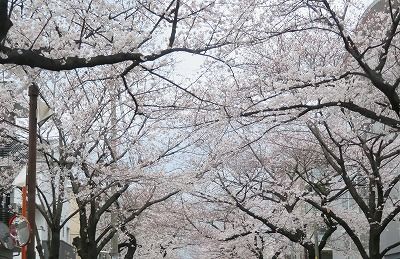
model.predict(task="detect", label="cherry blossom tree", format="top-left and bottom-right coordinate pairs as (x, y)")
top-left (0, 0), bottom-right (270, 258)
top-left (183, 190), bottom-right (299, 259)
top-left (197, 0), bottom-right (400, 257)
top-left (3, 0), bottom-right (400, 258)
top-left (191, 114), bottom-right (400, 258)
top-left (175, 120), bottom-right (338, 259)
top-left (302, 117), bottom-right (400, 259)
top-left (199, 110), bottom-right (400, 259)
top-left (0, 64), bottom-right (210, 258)
top-left (0, 0), bottom-right (259, 75)
top-left (36, 73), bottom-right (200, 259)
top-left (233, 0), bottom-right (400, 131)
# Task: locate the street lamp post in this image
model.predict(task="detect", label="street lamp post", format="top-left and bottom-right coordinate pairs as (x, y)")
top-left (26, 83), bottom-right (39, 259)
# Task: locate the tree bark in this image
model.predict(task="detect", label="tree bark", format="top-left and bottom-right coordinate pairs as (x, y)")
top-left (369, 227), bottom-right (381, 259)
top-left (119, 231), bottom-right (137, 259)
top-left (271, 251), bottom-right (280, 259)
top-left (48, 228), bottom-right (60, 259)
top-left (307, 248), bottom-right (315, 259)
top-left (76, 199), bottom-right (100, 259)
top-left (0, 0), bottom-right (12, 42)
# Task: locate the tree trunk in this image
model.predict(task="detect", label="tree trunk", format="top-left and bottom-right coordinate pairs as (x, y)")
top-left (369, 228), bottom-right (381, 259)
top-left (307, 248), bottom-right (315, 259)
top-left (48, 229), bottom-right (60, 259)
top-left (120, 232), bottom-right (137, 259)
top-left (124, 246), bottom-right (137, 259)
top-left (77, 229), bottom-right (98, 259)
top-left (75, 223), bottom-right (96, 259)
top-left (271, 251), bottom-right (280, 259)
top-left (74, 199), bottom-right (99, 259)
top-left (78, 216), bottom-right (99, 259)
top-left (77, 240), bottom-right (98, 259)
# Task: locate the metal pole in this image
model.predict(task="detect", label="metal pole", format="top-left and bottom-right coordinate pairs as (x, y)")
top-left (314, 229), bottom-right (319, 259)
top-left (21, 185), bottom-right (27, 259)
top-left (27, 83), bottom-right (39, 259)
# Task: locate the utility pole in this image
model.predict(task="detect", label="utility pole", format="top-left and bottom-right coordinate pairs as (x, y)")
top-left (26, 83), bottom-right (39, 259)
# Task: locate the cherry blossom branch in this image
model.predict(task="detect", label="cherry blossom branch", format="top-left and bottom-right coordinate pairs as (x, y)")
top-left (318, 224), bottom-right (336, 252)
top-left (384, 173), bottom-right (400, 201)
top-left (321, 0), bottom-right (400, 115)
top-left (308, 123), bottom-right (371, 217)
top-left (168, 0), bottom-right (180, 47)
top-left (375, 4), bottom-right (400, 72)
top-left (35, 188), bottom-right (54, 227)
top-left (380, 205), bottom-right (400, 233)
top-left (139, 64), bottom-right (220, 106)
top-left (0, 44), bottom-right (231, 71)
top-left (241, 101), bottom-right (400, 130)
top-left (136, 0), bottom-right (176, 49)
top-left (357, 137), bottom-right (384, 219)
top-left (94, 184), bottom-right (130, 223)
top-left (0, 0), bottom-right (12, 43)
top-left (218, 175), bottom-right (314, 250)
top-left (96, 190), bottom-right (179, 253)
top-left (221, 231), bottom-right (252, 241)
top-left (233, 199), bottom-right (307, 245)
top-left (304, 198), bottom-right (369, 258)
